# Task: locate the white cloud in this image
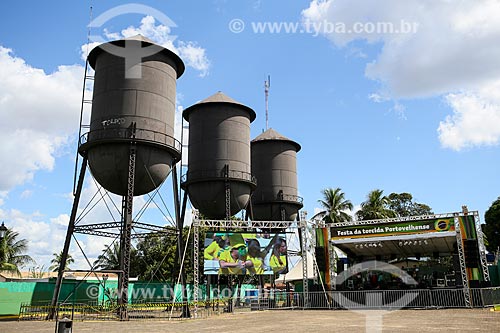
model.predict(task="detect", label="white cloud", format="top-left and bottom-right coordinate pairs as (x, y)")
top-left (0, 191), bottom-right (7, 206)
top-left (351, 204), bottom-right (361, 221)
top-left (0, 47), bottom-right (83, 192)
top-left (368, 93), bottom-right (386, 103)
top-left (177, 41), bottom-right (210, 77)
top-left (302, 0), bottom-right (500, 150)
top-left (438, 82), bottom-right (500, 150)
top-left (20, 190), bottom-right (33, 199)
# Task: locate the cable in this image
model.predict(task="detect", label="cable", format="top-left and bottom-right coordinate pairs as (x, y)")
top-left (169, 223), bottom-right (192, 320)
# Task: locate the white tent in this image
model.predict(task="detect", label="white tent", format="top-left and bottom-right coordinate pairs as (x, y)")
top-left (275, 252), bottom-right (315, 283)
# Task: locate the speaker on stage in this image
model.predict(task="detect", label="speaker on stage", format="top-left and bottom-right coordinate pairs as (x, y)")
top-left (464, 239), bottom-right (480, 268)
top-left (452, 254), bottom-right (463, 287)
top-left (469, 280), bottom-right (480, 288)
top-left (315, 247), bottom-right (327, 272)
top-left (336, 260), bottom-right (344, 273)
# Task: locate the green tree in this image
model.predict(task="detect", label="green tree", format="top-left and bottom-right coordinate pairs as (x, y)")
top-left (134, 234), bottom-right (176, 282)
top-left (134, 226), bottom-right (205, 284)
top-left (29, 264), bottom-right (46, 278)
top-left (49, 251), bottom-right (75, 272)
top-left (356, 189), bottom-right (396, 220)
top-left (313, 187), bottom-right (353, 223)
top-left (483, 196), bottom-right (500, 253)
top-left (387, 192), bottom-right (433, 217)
top-left (93, 241), bottom-right (144, 279)
top-left (93, 242), bottom-right (121, 271)
top-left (0, 228), bottom-right (33, 275)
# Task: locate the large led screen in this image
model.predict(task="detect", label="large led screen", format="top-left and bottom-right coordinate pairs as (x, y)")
top-left (203, 232), bottom-right (288, 275)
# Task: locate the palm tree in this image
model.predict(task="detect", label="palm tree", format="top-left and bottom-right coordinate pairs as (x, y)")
top-left (313, 188), bottom-right (353, 223)
top-left (356, 189), bottom-right (396, 220)
top-left (0, 228), bottom-right (33, 275)
top-left (93, 242), bottom-right (121, 270)
top-left (49, 251), bottom-right (75, 272)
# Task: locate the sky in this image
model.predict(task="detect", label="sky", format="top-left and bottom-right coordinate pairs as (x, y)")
top-left (1, 0), bottom-right (499, 271)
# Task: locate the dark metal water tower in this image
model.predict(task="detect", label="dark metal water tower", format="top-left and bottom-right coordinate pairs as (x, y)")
top-left (251, 128), bottom-right (303, 221)
top-left (182, 92), bottom-right (257, 219)
top-left (82, 35), bottom-right (184, 195)
top-left (50, 35), bottom-right (185, 320)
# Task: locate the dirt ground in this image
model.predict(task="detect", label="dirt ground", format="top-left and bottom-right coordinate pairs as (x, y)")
top-left (1, 308), bottom-right (499, 333)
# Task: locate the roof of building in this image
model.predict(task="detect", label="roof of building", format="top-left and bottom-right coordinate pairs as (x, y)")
top-left (251, 128), bottom-right (301, 151)
top-left (183, 91), bottom-right (256, 122)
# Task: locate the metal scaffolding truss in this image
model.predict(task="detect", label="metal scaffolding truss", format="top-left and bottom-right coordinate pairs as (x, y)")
top-left (327, 227), bottom-right (337, 290)
top-left (454, 214), bottom-right (471, 307)
top-left (299, 211), bottom-right (309, 307)
top-left (73, 221), bottom-right (177, 239)
top-left (473, 211), bottom-right (490, 282)
top-left (193, 219), bottom-right (297, 229)
top-left (192, 210), bottom-right (310, 315)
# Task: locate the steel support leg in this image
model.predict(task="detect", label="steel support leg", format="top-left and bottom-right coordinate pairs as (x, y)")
top-left (118, 139), bottom-right (136, 320)
top-left (300, 211), bottom-right (309, 308)
top-left (48, 157), bottom-right (87, 319)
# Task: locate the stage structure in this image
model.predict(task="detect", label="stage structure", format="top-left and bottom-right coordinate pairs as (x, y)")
top-left (49, 35), bottom-right (185, 320)
top-left (318, 209), bottom-right (489, 308)
top-left (191, 210), bottom-right (310, 316)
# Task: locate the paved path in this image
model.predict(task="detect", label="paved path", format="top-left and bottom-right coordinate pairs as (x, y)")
top-left (1, 309), bottom-right (499, 332)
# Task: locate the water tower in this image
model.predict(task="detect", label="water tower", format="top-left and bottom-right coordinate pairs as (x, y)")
top-left (50, 35), bottom-right (185, 320)
top-left (182, 92), bottom-right (257, 219)
top-left (251, 128), bottom-right (303, 221)
top-left (83, 35), bottom-right (184, 195)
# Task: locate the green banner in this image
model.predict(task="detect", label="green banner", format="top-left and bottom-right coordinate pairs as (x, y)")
top-left (331, 218), bottom-right (455, 240)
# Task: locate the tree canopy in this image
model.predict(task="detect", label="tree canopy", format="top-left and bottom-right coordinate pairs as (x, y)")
top-left (93, 227), bottom-right (203, 283)
top-left (313, 187), bottom-right (353, 223)
top-left (483, 196), bottom-right (500, 253)
top-left (49, 251), bottom-right (75, 272)
top-left (93, 241), bottom-right (142, 278)
top-left (0, 228), bottom-right (33, 275)
top-left (355, 189), bottom-right (397, 220)
top-left (387, 192), bottom-right (433, 217)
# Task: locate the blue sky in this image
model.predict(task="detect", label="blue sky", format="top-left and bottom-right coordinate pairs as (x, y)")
top-left (1, 0), bottom-right (499, 270)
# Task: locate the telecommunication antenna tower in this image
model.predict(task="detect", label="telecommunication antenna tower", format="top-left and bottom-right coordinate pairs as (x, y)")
top-left (265, 75), bottom-right (270, 130)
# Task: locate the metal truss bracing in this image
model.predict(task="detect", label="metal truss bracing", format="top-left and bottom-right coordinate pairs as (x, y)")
top-left (224, 165), bottom-right (231, 220)
top-left (118, 142), bottom-right (136, 320)
top-left (192, 223), bottom-right (200, 317)
top-left (73, 222), bottom-right (177, 239)
top-left (299, 211), bottom-right (309, 308)
top-left (454, 214), bottom-right (471, 308)
top-left (327, 227), bottom-right (337, 290)
top-left (192, 219), bottom-right (296, 229)
top-left (473, 211), bottom-right (490, 282)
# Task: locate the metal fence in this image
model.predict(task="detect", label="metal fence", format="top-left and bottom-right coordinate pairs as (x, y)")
top-left (18, 288), bottom-right (500, 321)
top-left (19, 300), bottom-right (227, 321)
top-left (231, 287), bottom-right (500, 311)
